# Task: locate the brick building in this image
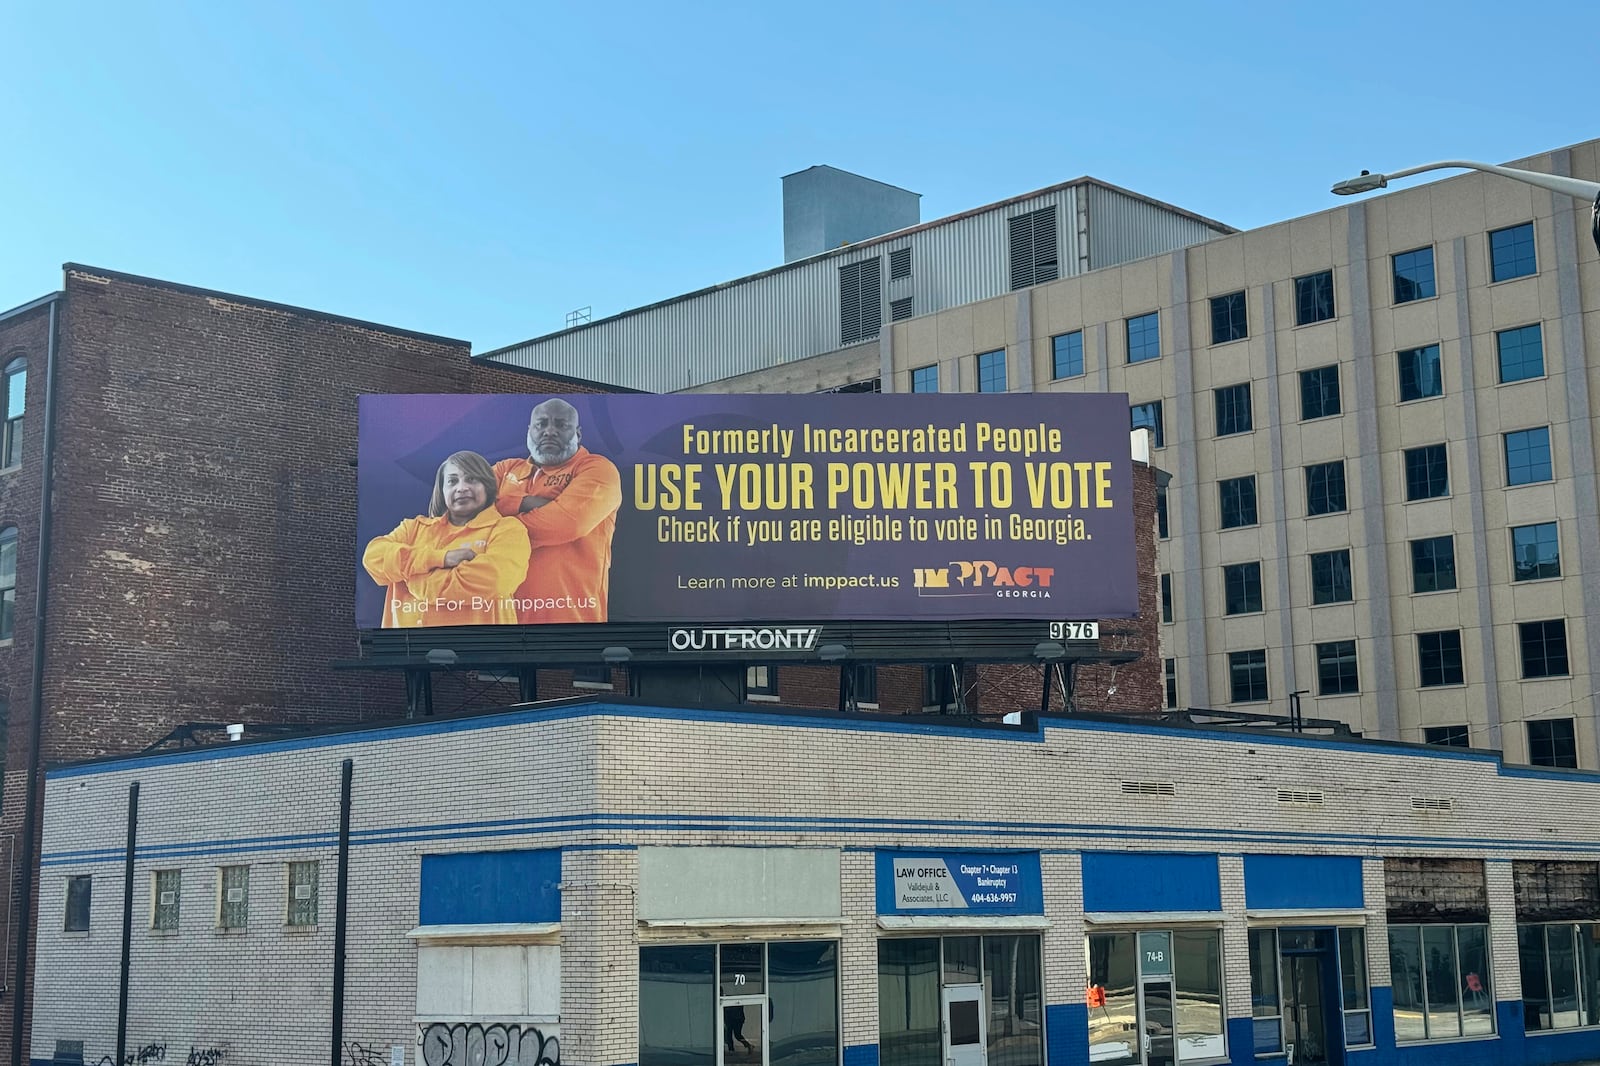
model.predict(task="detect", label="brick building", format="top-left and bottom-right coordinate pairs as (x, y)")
top-left (0, 267), bottom-right (630, 1062)
top-left (0, 267), bottom-right (1167, 1064)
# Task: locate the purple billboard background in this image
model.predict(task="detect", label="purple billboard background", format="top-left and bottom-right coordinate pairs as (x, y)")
top-left (356, 392), bottom-right (1137, 626)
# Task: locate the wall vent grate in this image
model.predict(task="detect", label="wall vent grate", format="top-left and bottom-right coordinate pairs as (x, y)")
top-left (1276, 788), bottom-right (1324, 807)
top-left (1120, 780), bottom-right (1176, 796)
top-left (1411, 796), bottom-right (1455, 812)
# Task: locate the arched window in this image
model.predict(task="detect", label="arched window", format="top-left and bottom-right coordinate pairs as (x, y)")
top-left (2, 357), bottom-right (24, 468)
top-left (0, 526), bottom-right (16, 641)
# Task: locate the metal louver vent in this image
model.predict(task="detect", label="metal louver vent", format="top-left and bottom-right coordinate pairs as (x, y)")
top-left (1276, 788), bottom-right (1324, 807)
top-left (1120, 780), bottom-right (1176, 796)
top-left (889, 247), bottom-right (912, 280)
top-left (839, 258), bottom-right (883, 346)
top-left (1411, 796), bottom-right (1454, 812)
top-left (890, 297), bottom-right (913, 321)
top-left (1008, 206), bottom-right (1059, 290)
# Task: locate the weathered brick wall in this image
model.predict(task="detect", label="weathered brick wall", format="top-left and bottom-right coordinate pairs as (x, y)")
top-left (0, 269), bottom-right (627, 1062)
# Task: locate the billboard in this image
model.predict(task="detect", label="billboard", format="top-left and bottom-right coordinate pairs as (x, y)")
top-left (356, 393), bottom-right (1136, 628)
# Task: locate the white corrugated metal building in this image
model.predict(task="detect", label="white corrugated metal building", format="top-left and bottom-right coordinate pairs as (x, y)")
top-left (478, 169), bottom-right (1233, 392)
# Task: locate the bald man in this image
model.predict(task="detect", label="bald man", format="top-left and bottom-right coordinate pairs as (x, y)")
top-left (493, 398), bottom-right (622, 623)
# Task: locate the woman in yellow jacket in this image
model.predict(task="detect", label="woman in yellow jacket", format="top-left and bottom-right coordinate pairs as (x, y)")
top-left (363, 451), bottom-right (532, 627)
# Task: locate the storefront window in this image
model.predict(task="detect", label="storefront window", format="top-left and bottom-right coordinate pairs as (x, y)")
top-left (641, 945), bottom-right (716, 1066)
top-left (1338, 927), bottom-right (1373, 1045)
top-left (880, 938), bottom-right (940, 1066)
top-left (983, 935), bottom-right (1043, 1066)
top-left (1086, 933), bottom-right (1139, 1066)
top-left (722, 943), bottom-right (766, 995)
top-left (1248, 929), bottom-right (1282, 1054)
top-left (1387, 924), bottom-right (1494, 1042)
top-left (769, 941), bottom-right (839, 1066)
top-left (1173, 929), bottom-right (1224, 1060)
top-left (1521, 922), bottom-right (1600, 1031)
top-left (880, 936), bottom-right (1042, 1066)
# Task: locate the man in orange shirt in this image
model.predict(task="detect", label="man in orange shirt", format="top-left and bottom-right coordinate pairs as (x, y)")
top-left (493, 397), bottom-right (622, 623)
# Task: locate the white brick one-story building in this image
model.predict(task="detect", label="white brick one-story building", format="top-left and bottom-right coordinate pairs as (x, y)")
top-left (28, 697), bottom-right (1600, 1066)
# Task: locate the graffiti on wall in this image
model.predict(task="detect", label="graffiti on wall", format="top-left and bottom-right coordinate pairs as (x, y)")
top-left (90, 1045), bottom-right (225, 1066)
top-left (418, 1023), bottom-right (559, 1066)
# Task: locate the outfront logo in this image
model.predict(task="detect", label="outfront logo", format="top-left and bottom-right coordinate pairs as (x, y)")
top-left (668, 626), bottom-right (823, 652)
top-left (912, 561), bottom-right (1056, 599)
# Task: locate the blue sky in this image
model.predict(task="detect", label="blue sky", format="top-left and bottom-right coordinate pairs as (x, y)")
top-left (3, 1), bottom-right (1594, 353)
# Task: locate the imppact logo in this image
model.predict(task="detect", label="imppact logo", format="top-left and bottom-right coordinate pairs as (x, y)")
top-left (912, 561), bottom-right (1056, 599)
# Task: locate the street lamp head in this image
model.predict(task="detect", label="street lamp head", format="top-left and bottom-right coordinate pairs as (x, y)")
top-left (1331, 170), bottom-right (1387, 196)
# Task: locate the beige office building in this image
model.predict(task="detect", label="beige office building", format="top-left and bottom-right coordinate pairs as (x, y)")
top-left (668, 140), bottom-right (1600, 767)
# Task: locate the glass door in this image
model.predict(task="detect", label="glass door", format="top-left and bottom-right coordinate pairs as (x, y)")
top-left (1284, 955), bottom-right (1328, 1066)
top-left (721, 997), bottom-right (767, 1066)
top-left (941, 983), bottom-right (985, 1066)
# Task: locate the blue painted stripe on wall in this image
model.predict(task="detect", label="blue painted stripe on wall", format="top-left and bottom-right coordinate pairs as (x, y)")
top-left (1081, 851), bottom-right (1220, 912)
top-left (1243, 854), bottom-right (1364, 910)
top-left (841, 1044), bottom-right (878, 1066)
top-left (41, 809), bottom-right (1600, 868)
top-left (1043, 1003), bottom-right (1083, 1066)
top-left (45, 698), bottom-right (1600, 788)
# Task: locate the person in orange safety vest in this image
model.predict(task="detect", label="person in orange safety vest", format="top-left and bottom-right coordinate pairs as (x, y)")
top-left (493, 397), bottom-right (622, 623)
top-left (362, 450), bottom-right (532, 627)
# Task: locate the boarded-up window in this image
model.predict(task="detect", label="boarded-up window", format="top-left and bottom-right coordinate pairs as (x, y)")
top-left (1514, 861), bottom-right (1600, 922)
top-left (1384, 858), bottom-right (1488, 923)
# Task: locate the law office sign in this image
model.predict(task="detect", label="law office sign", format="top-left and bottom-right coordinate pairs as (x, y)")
top-left (875, 850), bottom-right (1044, 915)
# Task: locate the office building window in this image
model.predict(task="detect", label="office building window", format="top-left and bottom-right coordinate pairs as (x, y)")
top-left (976, 350), bottom-right (1006, 393)
top-left (287, 861), bottom-right (319, 926)
top-left (1156, 485), bottom-right (1169, 539)
top-left (1310, 549), bottom-right (1353, 604)
top-left (1316, 640), bottom-right (1359, 696)
top-left (218, 865), bottom-right (249, 930)
top-left (1404, 444), bottom-right (1449, 500)
top-left (1052, 331), bottom-right (1084, 379)
top-left (1497, 324), bottom-right (1545, 383)
top-left (1210, 290), bottom-right (1247, 344)
top-left (1388, 924), bottom-right (1495, 1041)
top-left (1305, 461), bottom-right (1347, 516)
top-left (1490, 221), bottom-right (1537, 282)
top-left (1130, 400), bottom-right (1164, 448)
top-left (1424, 725), bottom-right (1470, 747)
top-left (1410, 536), bottom-right (1457, 593)
top-left (1164, 658), bottom-right (1178, 709)
top-left (924, 665), bottom-right (956, 709)
top-left (910, 365), bottom-right (938, 393)
top-left (1, 358), bottom-right (24, 468)
top-left (850, 664), bottom-right (878, 707)
top-left (0, 526), bottom-right (15, 642)
top-left (152, 870), bottom-right (181, 931)
top-left (1528, 719), bottom-right (1578, 769)
top-left (1214, 383), bottom-right (1253, 436)
top-left (1126, 312), bottom-right (1161, 363)
top-left (1393, 246), bottom-right (1436, 303)
top-left (1160, 573), bottom-right (1173, 624)
top-left (1505, 427), bottom-right (1553, 485)
top-left (1229, 649), bottom-right (1268, 704)
top-left (1520, 620), bottom-right (1570, 680)
top-left (838, 258), bottom-right (882, 345)
top-left (1294, 269), bottom-right (1335, 325)
top-left (1300, 365), bottom-right (1341, 420)
top-left (1418, 630), bottom-right (1465, 688)
top-left (1397, 344), bottom-right (1443, 401)
top-left (1008, 205), bottom-right (1059, 289)
top-left (746, 665), bottom-right (779, 698)
top-left (65, 876), bottom-right (92, 933)
top-left (572, 665), bottom-right (612, 688)
top-left (1511, 522), bottom-right (1560, 581)
top-left (1223, 562), bottom-right (1262, 615)
top-left (1219, 476), bottom-right (1258, 529)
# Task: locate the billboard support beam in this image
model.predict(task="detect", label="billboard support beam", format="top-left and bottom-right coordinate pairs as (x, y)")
top-left (518, 668), bottom-right (538, 703)
top-left (404, 669), bottom-right (433, 718)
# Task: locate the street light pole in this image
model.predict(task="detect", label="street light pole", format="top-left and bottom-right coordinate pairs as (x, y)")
top-left (1331, 159), bottom-right (1600, 254)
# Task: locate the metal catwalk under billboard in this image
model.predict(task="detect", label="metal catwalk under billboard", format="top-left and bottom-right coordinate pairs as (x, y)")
top-left (356, 393), bottom-right (1137, 627)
